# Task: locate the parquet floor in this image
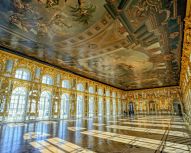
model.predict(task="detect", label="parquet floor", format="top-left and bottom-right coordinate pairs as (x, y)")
top-left (0, 115), bottom-right (190, 153)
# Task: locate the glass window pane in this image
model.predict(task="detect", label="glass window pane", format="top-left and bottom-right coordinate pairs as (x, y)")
top-left (15, 69), bottom-right (30, 80)
top-left (42, 75), bottom-right (53, 85)
top-left (38, 91), bottom-right (51, 120)
top-left (7, 87), bottom-right (27, 122)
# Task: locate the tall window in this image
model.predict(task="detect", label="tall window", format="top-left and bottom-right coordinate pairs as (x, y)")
top-left (76, 83), bottom-right (84, 118)
top-left (89, 96), bottom-right (94, 117)
top-left (77, 83), bottom-right (84, 91)
top-left (0, 96), bottom-right (6, 113)
top-left (98, 89), bottom-right (103, 116)
top-left (89, 86), bottom-right (94, 117)
top-left (7, 87), bottom-right (28, 122)
top-left (106, 90), bottom-right (110, 116)
top-left (76, 95), bottom-right (83, 118)
top-left (42, 75), bottom-right (53, 85)
top-left (118, 99), bottom-right (121, 115)
top-left (15, 68), bottom-right (31, 80)
top-left (60, 93), bottom-right (70, 119)
top-left (106, 99), bottom-right (110, 116)
top-left (38, 91), bottom-right (51, 120)
top-left (62, 80), bottom-right (71, 89)
top-left (0, 96), bottom-right (5, 121)
top-left (112, 92), bottom-right (116, 116)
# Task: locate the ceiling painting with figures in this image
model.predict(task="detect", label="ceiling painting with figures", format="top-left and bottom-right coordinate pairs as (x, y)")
top-left (0, 0), bottom-right (186, 90)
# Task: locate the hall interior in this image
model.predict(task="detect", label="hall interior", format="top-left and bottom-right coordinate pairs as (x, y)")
top-left (0, 0), bottom-right (191, 153)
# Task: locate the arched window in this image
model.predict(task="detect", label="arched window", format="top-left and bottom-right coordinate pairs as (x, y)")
top-left (42, 75), bottom-right (53, 85)
top-left (106, 90), bottom-right (110, 116)
top-left (98, 89), bottom-right (103, 116)
top-left (88, 86), bottom-right (94, 117)
top-left (98, 89), bottom-right (103, 95)
top-left (89, 86), bottom-right (94, 93)
top-left (106, 98), bottom-right (110, 116)
top-left (106, 90), bottom-right (110, 96)
top-left (15, 68), bottom-right (31, 80)
top-left (117, 94), bottom-right (121, 115)
top-left (77, 83), bottom-right (84, 91)
top-left (76, 95), bottom-right (83, 118)
top-left (7, 87), bottom-right (28, 122)
top-left (60, 93), bottom-right (70, 119)
top-left (112, 92), bottom-right (116, 98)
top-left (38, 91), bottom-right (51, 120)
top-left (5, 60), bottom-right (13, 73)
top-left (62, 80), bottom-right (71, 89)
top-left (112, 92), bottom-right (116, 116)
top-left (0, 98), bottom-right (5, 113)
top-left (89, 96), bottom-right (94, 117)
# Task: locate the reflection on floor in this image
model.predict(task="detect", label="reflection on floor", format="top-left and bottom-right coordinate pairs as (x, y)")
top-left (106, 125), bottom-right (190, 138)
top-left (119, 119), bottom-right (185, 125)
top-left (0, 115), bottom-right (190, 153)
top-left (30, 137), bottom-right (95, 153)
top-left (67, 127), bottom-right (86, 131)
top-left (81, 130), bottom-right (189, 153)
top-left (121, 121), bottom-right (185, 129)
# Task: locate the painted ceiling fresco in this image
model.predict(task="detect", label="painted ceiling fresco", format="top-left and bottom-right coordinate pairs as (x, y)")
top-left (0, 0), bottom-right (186, 90)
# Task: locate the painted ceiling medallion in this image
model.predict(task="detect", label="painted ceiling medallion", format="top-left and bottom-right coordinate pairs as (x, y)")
top-left (0, 0), bottom-right (186, 90)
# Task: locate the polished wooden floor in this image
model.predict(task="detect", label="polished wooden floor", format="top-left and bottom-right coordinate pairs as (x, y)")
top-left (0, 115), bottom-right (190, 153)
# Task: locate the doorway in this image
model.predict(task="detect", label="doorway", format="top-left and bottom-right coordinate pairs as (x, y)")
top-left (129, 102), bottom-right (134, 116)
top-left (173, 102), bottom-right (182, 116)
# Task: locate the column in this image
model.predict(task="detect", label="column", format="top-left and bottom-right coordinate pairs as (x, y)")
top-left (116, 97), bottom-right (118, 116)
top-left (110, 91), bottom-right (113, 116)
top-left (94, 85), bottom-right (98, 117)
top-left (84, 82), bottom-right (88, 117)
top-left (70, 79), bottom-right (76, 119)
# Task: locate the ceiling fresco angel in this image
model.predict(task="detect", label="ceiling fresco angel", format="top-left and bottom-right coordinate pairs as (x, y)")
top-left (0, 0), bottom-right (186, 90)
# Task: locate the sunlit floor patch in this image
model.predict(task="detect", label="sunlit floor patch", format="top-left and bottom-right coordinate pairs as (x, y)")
top-left (7, 123), bottom-right (27, 127)
top-left (137, 118), bottom-right (172, 121)
top-left (39, 121), bottom-right (57, 125)
top-left (121, 121), bottom-right (185, 129)
top-left (120, 119), bottom-right (185, 125)
top-left (93, 123), bottom-right (105, 126)
top-left (107, 121), bottom-right (119, 123)
top-left (137, 116), bottom-right (182, 121)
top-left (106, 125), bottom-right (190, 138)
top-left (83, 118), bottom-right (94, 120)
top-left (23, 132), bottom-right (50, 140)
top-left (81, 130), bottom-right (191, 153)
top-left (30, 137), bottom-right (95, 153)
top-left (65, 119), bottom-right (77, 122)
top-left (68, 127), bottom-right (86, 131)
